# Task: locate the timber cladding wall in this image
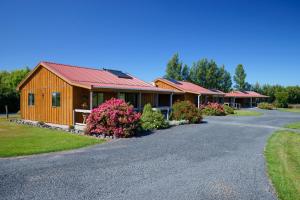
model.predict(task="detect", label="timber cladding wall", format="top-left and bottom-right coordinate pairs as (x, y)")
top-left (155, 80), bottom-right (198, 106)
top-left (154, 80), bottom-right (180, 91)
top-left (20, 66), bottom-right (73, 125)
top-left (184, 93), bottom-right (197, 106)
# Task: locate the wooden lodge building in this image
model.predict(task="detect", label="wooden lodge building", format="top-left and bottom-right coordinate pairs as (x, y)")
top-left (153, 78), bottom-right (225, 107)
top-left (16, 62), bottom-right (179, 126)
top-left (224, 91), bottom-right (268, 108)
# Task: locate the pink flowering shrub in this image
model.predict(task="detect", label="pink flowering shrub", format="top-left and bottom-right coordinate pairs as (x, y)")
top-left (200, 102), bottom-right (226, 116)
top-left (86, 98), bottom-right (141, 138)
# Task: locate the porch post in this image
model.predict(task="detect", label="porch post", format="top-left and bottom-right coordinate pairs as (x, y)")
top-left (170, 93), bottom-right (173, 108)
top-left (232, 97), bottom-right (236, 108)
top-left (90, 90), bottom-right (93, 110)
top-left (155, 93), bottom-right (159, 107)
top-left (197, 94), bottom-right (201, 108)
top-left (138, 92), bottom-right (142, 111)
top-left (250, 97), bottom-right (253, 108)
top-left (73, 110), bottom-right (75, 126)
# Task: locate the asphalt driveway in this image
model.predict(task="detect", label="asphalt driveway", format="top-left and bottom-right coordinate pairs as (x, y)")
top-left (1, 109), bottom-right (299, 200)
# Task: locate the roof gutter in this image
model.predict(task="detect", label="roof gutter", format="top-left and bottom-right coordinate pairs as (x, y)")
top-left (91, 85), bottom-right (182, 93)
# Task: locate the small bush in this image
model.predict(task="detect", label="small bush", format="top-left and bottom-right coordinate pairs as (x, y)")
top-left (274, 92), bottom-right (289, 108)
top-left (223, 105), bottom-right (234, 114)
top-left (37, 121), bottom-right (45, 126)
top-left (171, 100), bottom-right (202, 123)
top-left (200, 102), bottom-right (226, 116)
top-left (86, 98), bottom-right (141, 138)
top-left (258, 102), bottom-right (274, 110)
top-left (141, 104), bottom-right (169, 131)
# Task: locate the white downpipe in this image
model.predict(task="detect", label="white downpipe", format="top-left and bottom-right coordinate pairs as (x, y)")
top-left (170, 93), bottom-right (173, 108)
top-left (90, 91), bottom-right (93, 110)
top-left (197, 94), bottom-right (201, 108)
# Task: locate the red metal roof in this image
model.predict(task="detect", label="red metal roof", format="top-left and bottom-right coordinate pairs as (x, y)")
top-left (21, 61), bottom-right (177, 93)
top-left (225, 91), bottom-right (268, 98)
top-left (155, 78), bottom-right (225, 95)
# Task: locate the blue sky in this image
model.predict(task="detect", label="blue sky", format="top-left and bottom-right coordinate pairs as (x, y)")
top-left (0, 0), bottom-right (299, 86)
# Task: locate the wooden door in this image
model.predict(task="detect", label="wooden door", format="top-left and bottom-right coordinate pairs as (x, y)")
top-left (36, 88), bottom-right (46, 122)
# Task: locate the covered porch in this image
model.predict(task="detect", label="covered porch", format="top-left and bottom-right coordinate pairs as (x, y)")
top-left (224, 97), bottom-right (266, 109)
top-left (73, 87), bottom-right (179, 126)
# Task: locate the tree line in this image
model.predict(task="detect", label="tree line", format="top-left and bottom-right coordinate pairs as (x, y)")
top-left (0, 56), bottom-right (299, 113)
top-left (0, 68), bottom-right (30, 113)
top-left (164, 53), bottom-right (300, 105)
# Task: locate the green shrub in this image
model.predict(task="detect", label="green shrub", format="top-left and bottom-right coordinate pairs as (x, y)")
top-left (275, 92), bottom-right (289, 108)
top-left (258, 102), bottom-right (274, 110)
top-left (171, 101), bottom-right (202, 123)
top-left (223, 105), bottom-right (234, 114)
top-left (37, 121), bottom-right (45, 126)
top-left (141, 104), bottom-right (169, 131)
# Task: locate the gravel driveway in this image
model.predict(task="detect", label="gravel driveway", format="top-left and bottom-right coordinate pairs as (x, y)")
top-left (1, 109), bottom-right (299, 200)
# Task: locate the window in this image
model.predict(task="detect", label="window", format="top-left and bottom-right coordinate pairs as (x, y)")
top-left (118, 93), bottom-right (125, 100)
top-left (28, 93), bottom-right (34, 106)
top-left (118, 93), bottom-right (138, 108)
top-left (52, 92), bottom-right (60, 107)
top-left (125, 93), bottom-right (138, 108)
top-left (92, 93), bottom-right (104, 108)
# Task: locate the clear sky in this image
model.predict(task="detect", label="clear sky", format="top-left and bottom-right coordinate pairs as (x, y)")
top-left (0, 0), bottom-right (299, 86)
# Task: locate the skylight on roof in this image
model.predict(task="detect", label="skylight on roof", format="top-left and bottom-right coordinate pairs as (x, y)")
top-left (166, 78), bottom-right (181, 85)
top-left (104, 69), bottom-right (133, 79)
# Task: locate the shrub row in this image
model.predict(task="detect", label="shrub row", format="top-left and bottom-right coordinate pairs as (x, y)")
top-left (86, 99), bottom-right (238, 138)
top-left (86, 99), bottom-right (204, 138)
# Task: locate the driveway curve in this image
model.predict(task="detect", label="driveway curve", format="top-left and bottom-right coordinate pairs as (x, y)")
top-left (1, 109), bottom-right (300, 200)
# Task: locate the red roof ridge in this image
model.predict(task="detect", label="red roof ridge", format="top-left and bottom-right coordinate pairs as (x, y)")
top-left (41, 61), bottom-right (105, 72)
top-left (72, 80), bottom-right (155, 87)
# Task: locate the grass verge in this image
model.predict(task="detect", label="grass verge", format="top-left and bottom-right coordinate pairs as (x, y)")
top-left (231, 110), bottom-right (263, 116)
top-left (284, 121), bottom-right (300, 130)
top-left (0, 116), bottom-right (105, 157)
top-left (265, 131), bottom-right (300, 200)
top-left (278, 108), bottom-right (300, 113)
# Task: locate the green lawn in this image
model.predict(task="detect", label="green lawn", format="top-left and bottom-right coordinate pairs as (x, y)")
top-left (265, 131), bottom-right (300, 200)
top-left (284, 121), bottom-right (300, 129)
top-left (231, 110), bottom-right (263, 116)
top-left (0, 116), bottom-right (105, 157)
top-left (278, 108), bottom-right (300, 113)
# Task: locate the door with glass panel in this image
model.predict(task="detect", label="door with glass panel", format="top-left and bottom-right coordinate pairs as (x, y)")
top-left (92, 92), bottom-right (104, 108)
